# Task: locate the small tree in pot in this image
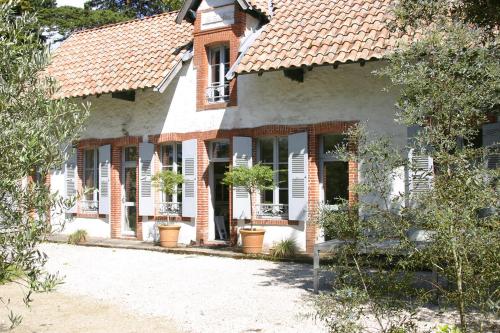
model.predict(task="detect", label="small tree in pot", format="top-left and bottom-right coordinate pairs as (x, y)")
top-left (152, 170), bottom-right (184, 248)
top-left (222, 164), bottom-right (274, 254)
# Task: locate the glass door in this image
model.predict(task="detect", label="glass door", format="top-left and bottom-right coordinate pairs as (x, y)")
top-left (122, 146), bottom-right (137, 236)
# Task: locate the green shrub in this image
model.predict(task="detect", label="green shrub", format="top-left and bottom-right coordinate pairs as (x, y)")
top-left (68, 229), bottom-right (88, 245)
top-left (435, 325), bottom-right (462, 333)
top-left (269, 238), bottom-right (297, 259)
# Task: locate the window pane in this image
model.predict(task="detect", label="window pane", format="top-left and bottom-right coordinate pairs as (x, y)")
top-left (224, 46), bottom-right (230, 65)
top-left (324, 161), bottom-right (349, 204)
top-left (212, 141), bottom-right (229, 159)
top-left (278, 163), bottom-right (288, 189)
top-left (278, 137), bottom-right (288, 163)
top-left (261, 190), bottom-right (273, 203)
top-left (161, 144), bottom-right (174, 168)
top-left (279, 189), bottom-right (288, 205)
top-left (259, 138), bottom-right (274, 163)
top-left (124, 146), bottom-right (137, 162)
top-left (84, 150), bottom-right (94, 169)
top-left (323, 134), bottom-right (347, 155)
top-left (211, 64), bottom-right (220, 84)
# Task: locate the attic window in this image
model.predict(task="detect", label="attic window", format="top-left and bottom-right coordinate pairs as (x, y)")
top-left (112, 90), bottom-right (135, 102)
top-left (207, 45), bottom-right (230, 103)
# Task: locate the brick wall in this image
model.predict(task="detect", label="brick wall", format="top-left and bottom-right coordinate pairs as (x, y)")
top-left (74, 120), bottom-right (358, 252)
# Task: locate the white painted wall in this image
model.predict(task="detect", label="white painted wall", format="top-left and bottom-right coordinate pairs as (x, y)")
top-left (54, 60), bottom-right (406, 248)
top-left (142, 219), bottom-right (196, 245)
top-left (50, 169), bottom-right (111, 238)
top-left (236, 221), bottom-right (306, 252)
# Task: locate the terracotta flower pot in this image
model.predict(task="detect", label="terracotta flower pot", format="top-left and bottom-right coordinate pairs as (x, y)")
top-left (240, 229), bottom-right (266, 254)
top-left (158, 225), bottom-right (181, 248)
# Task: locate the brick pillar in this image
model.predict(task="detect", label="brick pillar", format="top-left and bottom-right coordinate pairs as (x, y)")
top-left (348, 160), bottom-right (358, 205)
top-left (135, 144), bottom-right (143, 240)
top-left (196, 139), bottom-right (209, 244)
top-left (306, 128), bottom-right (320, 254)
top-left (110, 145), bottom-right (121, 238)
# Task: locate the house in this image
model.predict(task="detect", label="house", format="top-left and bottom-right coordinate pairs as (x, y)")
top-left (46, 0), bottom-right (498, 253)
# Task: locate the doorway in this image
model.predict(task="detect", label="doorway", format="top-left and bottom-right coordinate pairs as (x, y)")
top-left (122, 146), bottom-right (137, 236)
top-left (208, 140), bottom-right (230, 242)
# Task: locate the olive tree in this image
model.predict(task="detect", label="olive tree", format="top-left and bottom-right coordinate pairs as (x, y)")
top-left (0, 1), bottom-right (88, 327)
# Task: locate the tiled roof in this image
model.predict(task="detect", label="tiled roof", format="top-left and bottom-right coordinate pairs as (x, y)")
top-left (248, 0), bottom-right (271, 17)
top-left (47, 11), bottom-right (193, 99)
top-left (235, 0), bottom-right (403, 74)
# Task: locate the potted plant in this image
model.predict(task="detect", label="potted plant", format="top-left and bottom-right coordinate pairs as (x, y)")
top-left (222, 164), bottom-right (274, 254)
top-left (152, 170), bottom-right (184, 248)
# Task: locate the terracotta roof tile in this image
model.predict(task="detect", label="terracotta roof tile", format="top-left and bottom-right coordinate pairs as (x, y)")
top-left (236, 0), bottom-right (403, 74)
top-left (47, 11), bottom-right (193, 99)
top-left (248, 0), bottom-right (271, 17)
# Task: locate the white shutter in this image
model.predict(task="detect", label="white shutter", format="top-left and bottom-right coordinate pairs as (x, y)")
top-left (408, 149), bottom-right (433, 195)
top-left (232, 137), bottom-right (252, 219)
top-left (182, 139), bottom-right (197, 218)
top-left (64, 148), bottom-right (77, 213)
top-left (98, 145), bottom-right (111, 215)
top-left (482, 122), bottom-right (500, 169)
top-left (139, 142), bottom-right (154, 216)
top-left (288, 132), bottom-right (308, 221)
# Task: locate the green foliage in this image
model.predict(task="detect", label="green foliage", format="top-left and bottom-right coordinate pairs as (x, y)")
top-left (269, 238), bottom-right (297, 259)
top-left (85, 0), bottom-right (183, 18)
top-left (316, 0), bottom-right (499, 330)
top-left (67, 229), bottom-right (88, 244)
top-left (222, 164), bottom-right (274, 194)
top-left (152, 170), bottom-right (183, 224)
top-left (222, 164), bottom-right (274, 230)
top-left (0, 1), bottom-right (88, 327)
top-left (434, 325), bottom-right (462, 333)
top-left (38, 6), bottom-right (129, 33)
top-left (0, 0), bottom-right (56, 15)
top-left (152, 170), bottom-right (184, 196)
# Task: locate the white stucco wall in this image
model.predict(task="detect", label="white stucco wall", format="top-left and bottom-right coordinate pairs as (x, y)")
top-left (53, 60), bottom-right (406, 248)
top-left (78, 61), bottom-right (404, 147)
top-left (49, 169), bottom-right (111, 238)
top-left (236, 221), bottom-right (306, 252)
top-left (142, 219), bottom-right (196, 245)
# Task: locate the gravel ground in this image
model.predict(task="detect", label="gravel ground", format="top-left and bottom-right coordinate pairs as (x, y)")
top-left (0, 284), bottom-right (179, 333)
top-left (40, 243), bottom-right (326, 333)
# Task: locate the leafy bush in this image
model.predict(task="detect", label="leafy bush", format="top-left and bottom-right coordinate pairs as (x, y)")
top-left (67, 230), bottom-right (88, 245)
top-left (269, 238), bottom-right (297, 259)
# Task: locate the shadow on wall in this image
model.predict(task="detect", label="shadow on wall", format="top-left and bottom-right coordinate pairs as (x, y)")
top-left (254, 261), bottom-right (335, 292)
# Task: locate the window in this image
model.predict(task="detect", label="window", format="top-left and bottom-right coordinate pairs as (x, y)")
top-left (82, 148), bottom-right (99, 212)
top-left (207, 45), bottom-right (230, 103)
top-left (210, 140), bottom-right (230, 160)
top-left (257, 137), bottom-right (288, 218)
top-left (320, 134), bottom-right (349, 207)
top-left (159, 143), bottom-right (182, 215)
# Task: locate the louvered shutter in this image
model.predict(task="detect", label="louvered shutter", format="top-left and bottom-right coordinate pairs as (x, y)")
top-left (182, 139), bottom-right (197, 218)
top-left (232, 137), bottom-right (252, 219)
top-left (288, 132), bottom-right (308, 221)
top-left (98, 145), bottom-right (111, 215)
top-left (139, 142), bottom-right (154, 216)
top-left (408, 149), bottom-right (433, 194)
top-left (64, 148), bottom-right (77, 213)
top-left (482, 122), bottom-right (500, 169)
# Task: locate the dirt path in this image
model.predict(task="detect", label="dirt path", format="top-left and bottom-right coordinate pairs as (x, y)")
top-left (0, 283), bottom-right (179, 333)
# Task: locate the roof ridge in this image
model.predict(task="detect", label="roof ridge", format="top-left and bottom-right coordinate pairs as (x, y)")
top-left (71, 10), bottom-right (181, 36)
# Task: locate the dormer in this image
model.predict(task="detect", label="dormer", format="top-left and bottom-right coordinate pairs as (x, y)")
top-left (177, 0), bottom-right (269, 111)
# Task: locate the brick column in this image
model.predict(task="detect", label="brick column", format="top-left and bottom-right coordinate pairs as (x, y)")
top-left (135, 144), bottom-right (143, 240)
top-left (306, 128), bottom-right (320, 254)
top-left (196, 139), bottom-right (209, 244)
top-left (110, 145), bottom-right (121, 238)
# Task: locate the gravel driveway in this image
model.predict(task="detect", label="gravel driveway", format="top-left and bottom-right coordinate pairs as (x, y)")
top-left (41, 243), bottom-right (326, 333)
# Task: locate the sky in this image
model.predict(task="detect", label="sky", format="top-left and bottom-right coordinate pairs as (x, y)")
top-left (57, 0), bottom-right (86, 8)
